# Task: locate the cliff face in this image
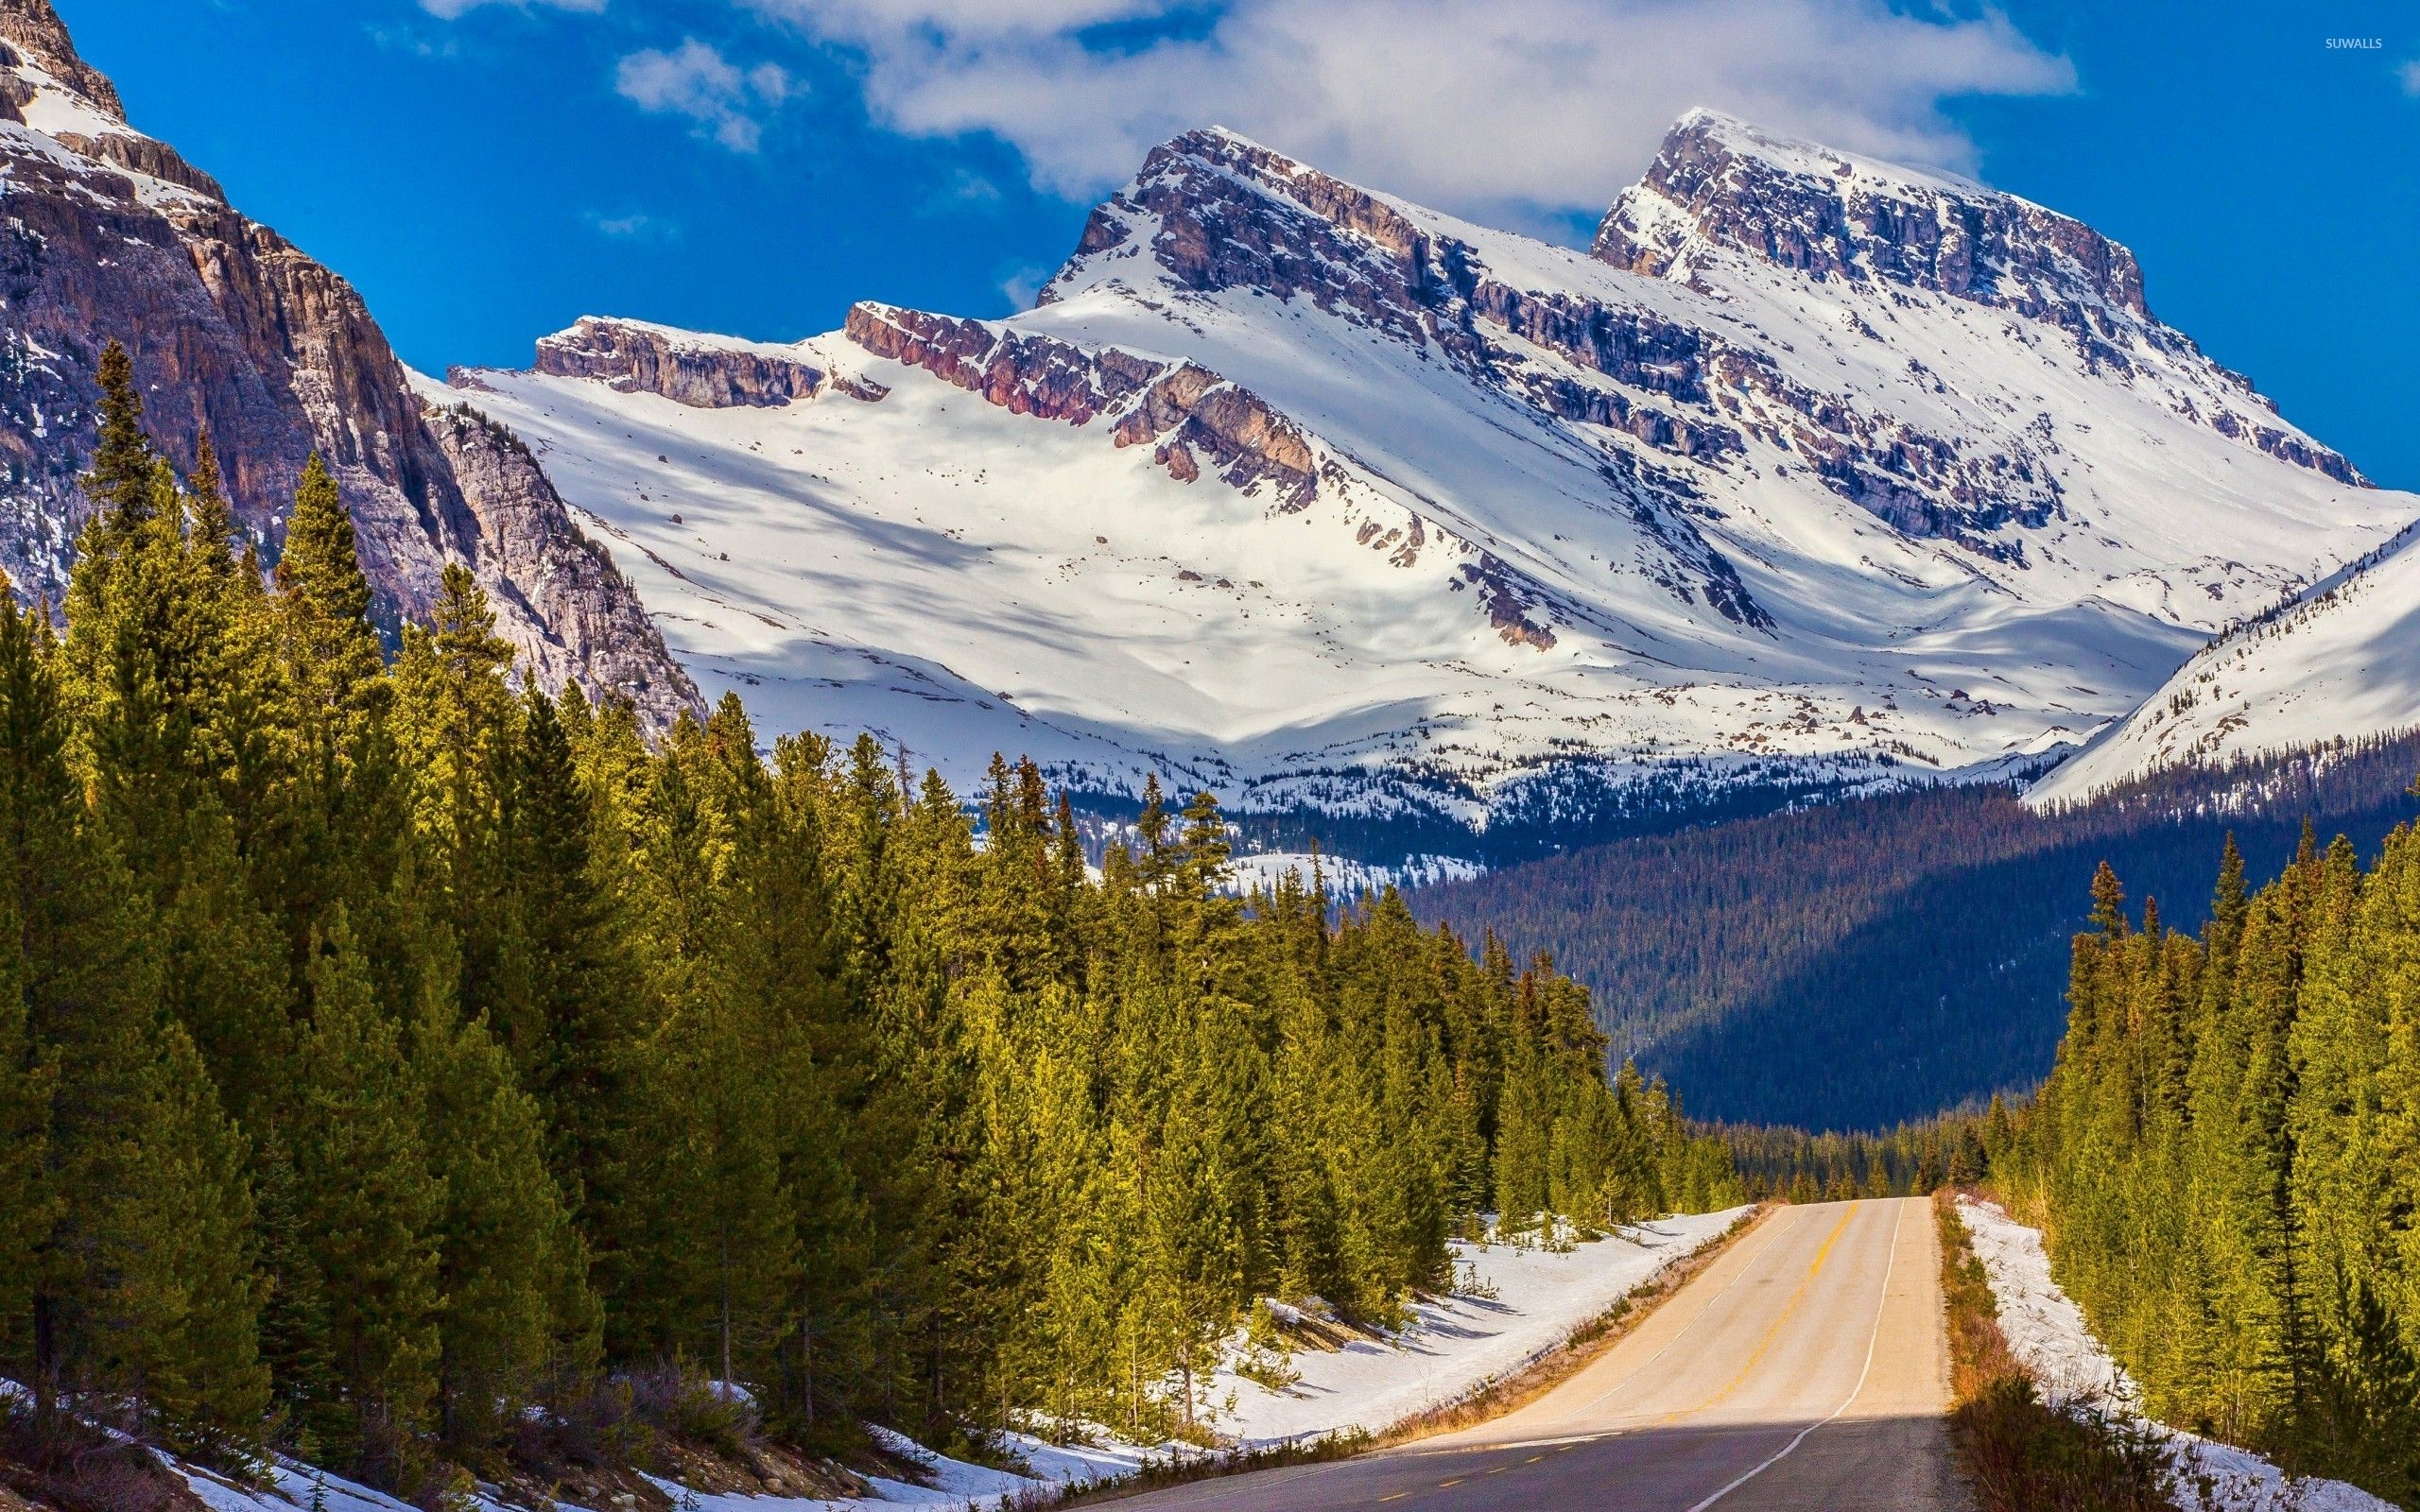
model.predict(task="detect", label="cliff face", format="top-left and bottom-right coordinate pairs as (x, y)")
top-left (532, 317), bottom-right (822, 409)
top-left (0, 0), bottom-right (699, 727)
top-left (1593, 111), bottom-right (2360, 487)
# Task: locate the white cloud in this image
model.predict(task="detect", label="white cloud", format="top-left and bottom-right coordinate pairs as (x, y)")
top-left (998, 262), bottom-right (1051, 309)
top-left (2401, 59), bottom-right (2420, 95)
top-left (420, 0), bottom-right (608, 18)
top-left (585, 210), bottom-right (680, 240)
top-left (743, 0), bottom-right (2074, 223)
top-left (615, 39), bottom-right (798, 152)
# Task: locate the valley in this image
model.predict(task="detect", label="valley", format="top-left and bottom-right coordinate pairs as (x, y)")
top-left (3, 1), bottom-right (2419, 1509)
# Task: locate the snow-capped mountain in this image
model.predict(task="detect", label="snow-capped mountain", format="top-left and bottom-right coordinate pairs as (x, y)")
top-left (0, 0), bottom-right (698, 725)
top-left (2026, 519), bottom-right (2420, 808)
top-left (447, 112), bottom-right (2409, 850)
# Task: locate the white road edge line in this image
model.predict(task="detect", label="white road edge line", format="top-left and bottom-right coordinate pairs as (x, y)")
top-left (1683, 1197), bottom-right (1910, 1512)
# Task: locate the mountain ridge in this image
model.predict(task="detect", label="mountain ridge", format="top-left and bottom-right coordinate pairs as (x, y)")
top-left (446, 112), bottom-right (2404, 857)
top-left (0, 0), bottom-right (702, 727)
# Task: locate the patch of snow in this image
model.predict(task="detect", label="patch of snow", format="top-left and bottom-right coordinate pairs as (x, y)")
top-left (1956, 1197), bottom-right (2394, 1512)
top-left (1213, 1207), bottom-right (1751, 1445)
top-left (2025, 517), bottom-right (2420, 807)
top-left (1224, 850), bottom-right (1484, 896)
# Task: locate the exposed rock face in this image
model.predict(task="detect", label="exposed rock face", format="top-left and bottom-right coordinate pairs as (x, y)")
top-left (422, 402), bottom-right (697, 723)
top-left (1596, 110), bottom-right (2148, 325)
top-left (0, 0), bottom-right (117, 116)
top-left (0, 0), bottom-right (699, 727)
top-left (534, 317), bottom-right (821, 409)
top-left (1596, 111), bottom-right (2362, 485)
top-left (845, 301), bottom-right (1319, 508)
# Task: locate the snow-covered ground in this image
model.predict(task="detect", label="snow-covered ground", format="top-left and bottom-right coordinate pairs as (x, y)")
top-left (156, 1208), bottom-right (1746, 1511)
top-left (2025, 517), bottom-right (2420, 808)
top-left (1955, 1197), bottom-right (2395, 1512)
top-left (1210, 1208), bottom-right (1747, 1444)
top-left (1224, 850), bottom-right (1486, 897)
top-left (438, 115), bottom-right (2409, 843)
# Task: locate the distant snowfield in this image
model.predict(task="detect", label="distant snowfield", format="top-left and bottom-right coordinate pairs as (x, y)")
top-left (431, 114), bottom-right (2411, 842)
top-left (1956, 1197), bottom-right (2394, 1512)
top-left (160, 1208), bottom-right (1747, 1511)
top-left (1225, 850), bottom-right (1486, 897)
top-left (2025, 518), bottom-right (2420, 808)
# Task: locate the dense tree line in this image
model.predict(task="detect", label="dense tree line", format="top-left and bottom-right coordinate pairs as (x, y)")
top-left (1719, 1102), bottom-right (2021, 1203)
top-left (1414, 749), bottom-right (2420, 1129)
top-left (0, 347), bottom-right (1737, 1496)
top-left (2025, 829), bottom-right (2420, 1504)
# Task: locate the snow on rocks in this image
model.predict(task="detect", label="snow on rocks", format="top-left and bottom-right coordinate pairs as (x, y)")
top-left (1955, 1196), bottom-right (2395, 1512)
top-left (446, 114), bottom-right (2410, 851)
top-left (1223, 850), bottom-right (1485, 898)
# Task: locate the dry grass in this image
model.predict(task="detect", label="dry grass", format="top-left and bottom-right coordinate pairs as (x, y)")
top-left (1934, 1191), bottom-right (2177, 1512)
top-left (0, 1403), bottom-right (210, 1512)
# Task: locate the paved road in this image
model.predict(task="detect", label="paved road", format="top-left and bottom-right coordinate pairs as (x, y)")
top-left (1117, 1197), bottom-right (1964, 1511)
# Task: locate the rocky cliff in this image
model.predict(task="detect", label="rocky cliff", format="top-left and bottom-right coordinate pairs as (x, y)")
top-left (532, 317), bottom-right (822, 409)
top-left (0, 0), bottom-right (699, 727)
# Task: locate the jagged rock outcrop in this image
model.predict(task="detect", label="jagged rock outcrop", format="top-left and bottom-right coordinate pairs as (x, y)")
top-left (534, 317), bottom-right (821, 409)
top-left (422, 402), bottom-right (696, 722)
top-left (845, 301), bottom-right (1319, 508)
top-left (0, 0), bottom-right (699, 727)
top-left (1596, 110), bottom-right (2149, 326)
top-left (1596, 111), bottom-right (2362, 486)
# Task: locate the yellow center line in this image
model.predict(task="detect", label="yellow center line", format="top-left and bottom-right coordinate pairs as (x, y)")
top-left (1486, 1465), bottom-right (1510, 1474)
top-left (1557, 1206), bottom-right (1807, 1422)
top-left (1438, 1477), bottom-right (1465, 1487)
top-left (1659, 1206), bottom-right (1857, 1424)
top-left (1378, 1493), bottom-right (1411, 1503)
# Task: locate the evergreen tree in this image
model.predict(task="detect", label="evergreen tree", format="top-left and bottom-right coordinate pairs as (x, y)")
top-left (285, 911), bottom-right (443, 1477)
top-left (109, 1021), bottom-right (271, 1454)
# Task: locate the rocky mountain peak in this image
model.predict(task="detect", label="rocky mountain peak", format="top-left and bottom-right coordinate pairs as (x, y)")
top-left (1042, 124), bottom-right (1433, 315)
top-left (0, 0), bottom-right (700, 728)
top-left (1595, 108), bottom-right (2152, 330)
top-left (0, 0), bottom-right (120, 119)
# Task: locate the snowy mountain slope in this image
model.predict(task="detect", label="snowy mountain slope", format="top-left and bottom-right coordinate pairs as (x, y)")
top-left (2025, 520), bottom-right (2420, 807)
top-left (447, 112), bottom-right (2409, 847)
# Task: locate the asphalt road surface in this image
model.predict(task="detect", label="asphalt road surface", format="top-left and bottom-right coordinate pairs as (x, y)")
top-left (1116, 1197), bottom-right (1965, 1511)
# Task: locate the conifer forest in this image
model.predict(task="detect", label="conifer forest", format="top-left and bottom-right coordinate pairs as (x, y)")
top-left (2014, 832), bottom-right (2420, 1502)
top-left (0, 347), bottom-right (1739, 1495)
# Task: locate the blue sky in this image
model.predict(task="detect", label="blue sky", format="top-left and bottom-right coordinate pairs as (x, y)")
top-left (61, 0), bottom-right (2420, 488)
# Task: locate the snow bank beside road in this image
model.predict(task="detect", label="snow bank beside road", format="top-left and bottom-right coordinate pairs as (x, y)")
top-left (1955, 1196), bottom-right (2394, 1512)
top-left (1214, 1207), bottom-right (1751, 1444)
top-left (156, 1206), bottom-right (1749, 1511)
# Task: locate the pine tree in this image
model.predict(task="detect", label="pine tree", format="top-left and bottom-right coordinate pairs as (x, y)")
top-left (0, 842), bottom-right (57, 1386)
top-left (409, 992), bottom-right (596, 1447)
top-left (286, 910), bottom-right (443, 1478)
top-left (0, 591), bottom-right (162, 1425)
top-left (185, 430), bottom-right (241, 577)
top-left (109, 1021), bottom-right (271, 1455)
top-left (81, 339), bottom-right (158, 539)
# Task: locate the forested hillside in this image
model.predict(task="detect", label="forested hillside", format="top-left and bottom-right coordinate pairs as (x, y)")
top-left (0, 348), bottom-right (1736, 1503)
top-left (1412, 747), bottom-right (2420, 1129)
top-left (2024, 832), bottom-right (2420, 1505)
